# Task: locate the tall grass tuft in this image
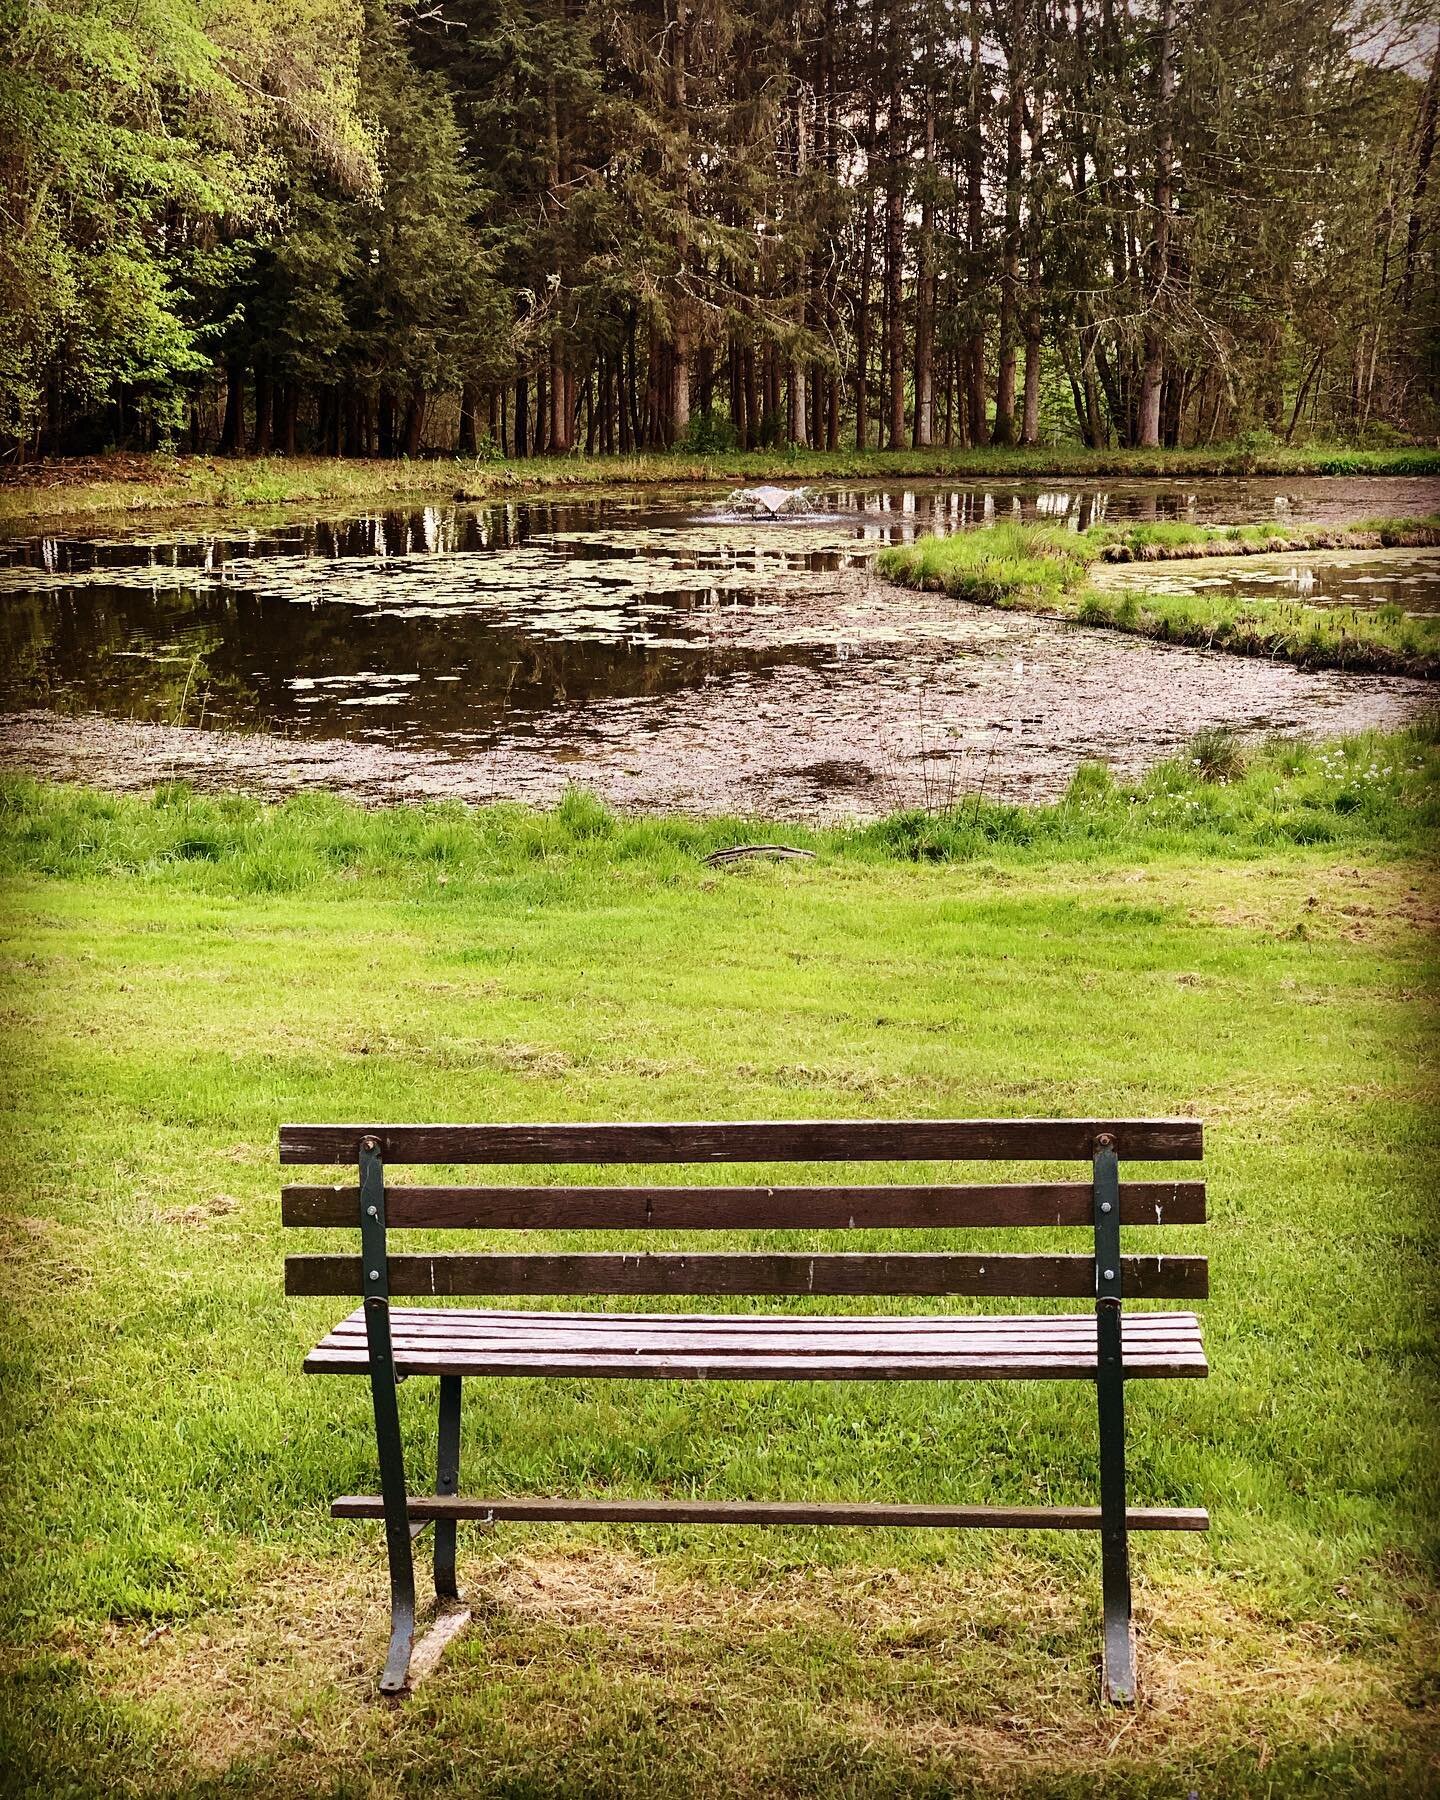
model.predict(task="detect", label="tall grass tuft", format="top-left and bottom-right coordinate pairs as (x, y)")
top-left (1185, 727), bottom-right (1246, 784)
top-left (875, 522), bottom-right (1093, 603)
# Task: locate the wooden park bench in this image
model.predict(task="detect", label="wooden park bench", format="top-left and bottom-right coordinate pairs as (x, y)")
top-left (282, 1117), bottom-right (1208, 1702)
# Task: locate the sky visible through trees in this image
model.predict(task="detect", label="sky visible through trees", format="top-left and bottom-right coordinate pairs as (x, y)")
top-left (2, 0), bottom-right (1437, 458)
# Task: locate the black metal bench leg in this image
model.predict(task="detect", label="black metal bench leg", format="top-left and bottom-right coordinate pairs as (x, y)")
top-left (359, 1138), bottom-right (415, 1695)
top-left (434, 1376), bottom-right (462, 1603)
top-left (1092, 1137), bottom-right (1135, 1706)
top-left (367, 1291), bottom-right (417, 1694)
top-left (1096, 1296), bottom-right (1135, 1705)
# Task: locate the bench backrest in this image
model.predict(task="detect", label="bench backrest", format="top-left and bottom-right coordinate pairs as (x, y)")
top-left (281, 1118), bottom-right (1206, 1304)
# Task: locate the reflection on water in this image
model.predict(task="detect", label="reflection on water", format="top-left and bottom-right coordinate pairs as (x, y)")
top-left (4, 473), bottom-right (1437, 578)
top-left (0, 579), bottom-right (823, 744)
top-left (1095, 547), bottom-right (1440, 615)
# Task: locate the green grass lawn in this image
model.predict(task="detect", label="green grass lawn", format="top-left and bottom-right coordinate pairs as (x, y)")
top-left (2, 444), bottom-right (1439, 524)
top-left (1, 741), bottom-right (1437, 1797)
top-left (877, 519), bottom-right (1440, 677)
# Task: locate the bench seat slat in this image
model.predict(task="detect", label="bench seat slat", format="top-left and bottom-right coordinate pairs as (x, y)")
top-left (279, 1118), bottom-right (1203, 1166)
top-left (285, 1251), bottom-right (1208, 1300)
top-left (303, 1305), bottom-right (1206, 1380)
top-left (282, 1181), bottom-right (1206, 1229)
top-left (317, 1304), bottom-right (1203, 1328)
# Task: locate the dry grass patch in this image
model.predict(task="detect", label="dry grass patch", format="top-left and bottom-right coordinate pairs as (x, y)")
top-left (49, 1544), bottom-right (1436, 1797)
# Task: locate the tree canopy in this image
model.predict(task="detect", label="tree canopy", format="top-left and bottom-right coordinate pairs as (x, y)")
top-left (2, 0), bottom-right (1436, 456)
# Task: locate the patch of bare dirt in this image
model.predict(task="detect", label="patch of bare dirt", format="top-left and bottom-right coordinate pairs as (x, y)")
top-left (1202, 862), bottom-right (1439, 943)
top-left (70, 1541), bottom-right (1440, 1796)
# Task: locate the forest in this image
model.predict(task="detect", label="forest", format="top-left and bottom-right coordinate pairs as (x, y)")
top-left (2, 0), bottom-right (1437, 461)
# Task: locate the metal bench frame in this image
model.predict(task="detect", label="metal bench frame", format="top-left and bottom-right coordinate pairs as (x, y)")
top-left (282, 1118), bottom-right (1208, 1702)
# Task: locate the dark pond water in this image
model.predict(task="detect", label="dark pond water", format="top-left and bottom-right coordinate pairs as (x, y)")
top-left (2, 477), bottom-right (1435, 813)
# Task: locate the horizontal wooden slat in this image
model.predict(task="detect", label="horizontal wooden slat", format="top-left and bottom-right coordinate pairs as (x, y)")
top-left (285, 1251), bottom-right (1208, 1300)
top-left (310, 1350), bottom-right (1206, 1380)
top-left (332, 1495), bottom-right (1210, 1530)
top-left (304, 1302), bottom-right (1206, 1379)
top-left (279, 1118), bottom-right (1203, 1167)
top-left (282, 1180), bottom-right (1206, 1230)
top-left (318, 1327), bottom-right (1202, 1358)
top-left (305, 1305), bottom-right (1205, 1379)
top-left (322, 1304), bottom-right (1201, 1337)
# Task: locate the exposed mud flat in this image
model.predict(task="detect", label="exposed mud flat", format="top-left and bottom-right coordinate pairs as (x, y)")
top-left (3, 569), bottom-right (1429, 817)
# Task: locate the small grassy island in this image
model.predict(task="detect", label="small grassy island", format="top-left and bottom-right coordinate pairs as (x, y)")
top-left (877, 516), bottom-right (1440, 677)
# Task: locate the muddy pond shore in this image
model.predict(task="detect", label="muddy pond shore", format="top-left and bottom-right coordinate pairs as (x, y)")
top-left (2, 475), bottom-right (1436, 816)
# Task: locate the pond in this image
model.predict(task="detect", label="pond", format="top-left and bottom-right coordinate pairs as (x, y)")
top-left (2, 477), bottom-right (1436, 815)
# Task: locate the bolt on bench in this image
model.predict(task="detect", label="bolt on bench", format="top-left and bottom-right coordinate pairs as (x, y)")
top-left (282, 1118), bottom-right (1208, 1701)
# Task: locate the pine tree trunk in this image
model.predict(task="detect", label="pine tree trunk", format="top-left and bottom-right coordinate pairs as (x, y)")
top-left (343, 385), bottom-right (363, 458)
top-left (403, 385), bottom-right (425, 457)
top-left (251, 372), bottom-right (273, 455)
top-left (1020, 71), bottom-right (1044, 446)
top-left (672, 325), bottom-right (690, 442)
top-left (992, 0), bottom-right (1024, 445)
top-left (279, 385), bottom-right (298, 457)
top-left (885, 41), bottom-right (906, 449)
top-left (220, 361), bottom-right (246, 456)
top-left (1137, 0), bottom-right (1175, 448)
top-left (536, 361), bottom-right (549, 455)
top-left (1401, 40), bottom-right (1439, 314)
top-left (856, 191), bottom-right (874, 449)
top-left (459, 383), bottom-right (478, 456)
top-left (943, 351), bottom-right (954, 445)
top-left (788, 362), bottom-right (807, 447)
top-left (966, 8), bottom-right (986, 444)
top-left (912, 37), bottom-right (936, 449)
top-left (514, 374), bottom-right (529, 457)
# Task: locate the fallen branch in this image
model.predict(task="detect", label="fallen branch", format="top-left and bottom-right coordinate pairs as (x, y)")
top-left (703, 844), bottom-right (817, 865)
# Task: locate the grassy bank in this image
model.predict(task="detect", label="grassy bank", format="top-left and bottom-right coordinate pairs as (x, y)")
top-left (1, 743), bottom-right (1438, 1796)
top-left (876, 518), bottom-right (1440, 677)
top-left (3, 724), bottom-right (1438, 877)
top-left (2, 443), bottom-right (1439, 524)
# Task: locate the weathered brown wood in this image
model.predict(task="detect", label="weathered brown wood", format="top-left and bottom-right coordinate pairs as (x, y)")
top-left (317, 1339), bottom-right (1198, 1360)
top-left (311, 1352), bottom-right (1205, 1379)
top-left (282, 1180), bottom-right (1207, 1230)
top-left (285, 1250), bottom-right (1208, 1300)
top-left (279, 1118), bottom-right (1203, 1167)
top-left (316, 1324), bottom-right (1203, 1356)
top-left (316, 1352), bottom-right (1199, 1376)
top-left (309, 1352), bottom-right (1204, 1378)
top-left (330, 1495), bottom-right (1211, 1530)
top-left (304, 1299), bottom-right (1208, 1378)
top-left (322, 1304), bottom-right (1202, 1338)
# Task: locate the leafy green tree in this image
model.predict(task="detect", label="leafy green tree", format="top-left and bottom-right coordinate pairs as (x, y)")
top-left (0, 0), bottom-right (373, 450)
